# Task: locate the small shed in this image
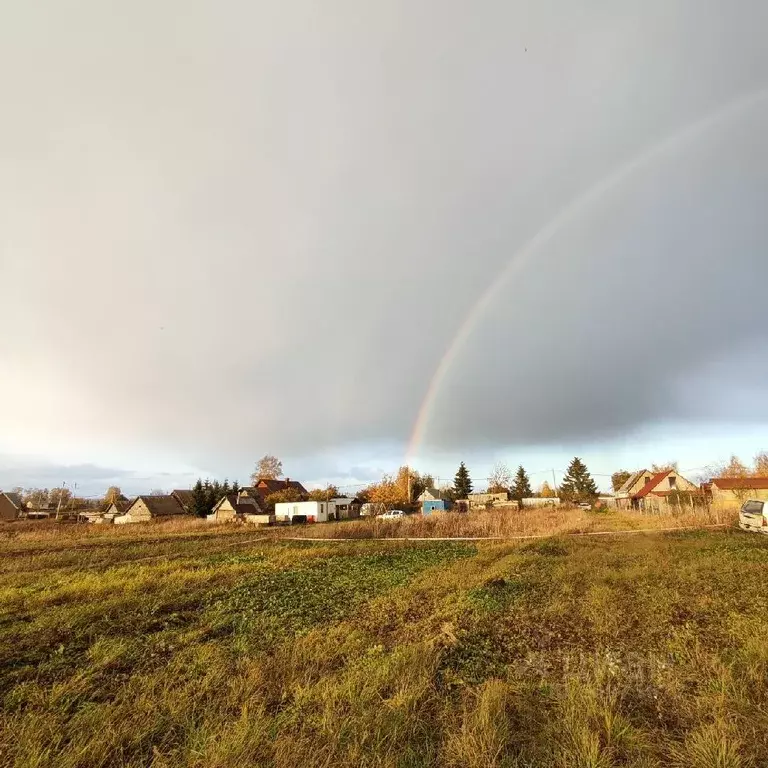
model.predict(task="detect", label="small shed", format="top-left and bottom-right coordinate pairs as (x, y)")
top-left (418, 487), bottom-right (452, 515)
top-left (331, 497), bottom-right (361, 520)
top-left (422, 499), bottom-right (450, 515)
top-left (114, 495), bottom-right (186, 525)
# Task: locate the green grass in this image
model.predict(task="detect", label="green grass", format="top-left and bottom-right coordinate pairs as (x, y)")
top-left (2, 527), bottom-right (768, 767)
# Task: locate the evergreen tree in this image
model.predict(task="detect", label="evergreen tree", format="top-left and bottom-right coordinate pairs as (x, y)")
top-left (207, 480), bottom-right (223, 512)
top-left (559, 457), bottom-right (599, 503)
top-left (453, 462), bottom-right (473, 498)
top-left (202, 480), bottom-right (213, 515)
top-left (511, 465), bottom-right (532, 508)
top-left (232, 480), bottom-right (240, 493)
top-left (191, 479), bottom-right (209, 518)
top-left (222, 478), bottom-right (230, 494)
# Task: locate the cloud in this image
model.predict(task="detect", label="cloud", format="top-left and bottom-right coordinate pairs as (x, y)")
top-left (0, 457), bottom-right (198, 497)
top-left (1, 0), bottom-right (767, 484)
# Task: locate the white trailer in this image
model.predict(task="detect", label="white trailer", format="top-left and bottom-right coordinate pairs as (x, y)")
top-left (274, 500), bottom-right (335, 523)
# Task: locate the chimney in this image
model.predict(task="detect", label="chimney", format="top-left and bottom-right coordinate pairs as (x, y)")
top-left (285, 477), bottom-right (290, 484)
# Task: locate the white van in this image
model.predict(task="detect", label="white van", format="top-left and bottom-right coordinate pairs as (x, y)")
top-left (739, 499), bottom-right (767, 534)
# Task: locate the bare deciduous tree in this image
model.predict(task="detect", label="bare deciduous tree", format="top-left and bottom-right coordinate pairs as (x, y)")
top-left (539, 480), bottom-right (556, 498)
top-left (104, 486), bottom-right (123, 504)
top-left (718, 455), bottom-right (749, 478)
top-left (251, 455), bottom-right (283, 483)
top-left (651, 461), bottom-right (678, 473)
top-left (487, 461), bottom-right (511, 494)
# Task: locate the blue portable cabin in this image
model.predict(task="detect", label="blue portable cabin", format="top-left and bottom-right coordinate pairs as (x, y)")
top-left (422, 499), bottom-right (450, 515)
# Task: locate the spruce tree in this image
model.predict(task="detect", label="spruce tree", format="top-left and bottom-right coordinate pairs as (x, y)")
top-left (232, 480), bottom-right (240, 493)
top-left (192, 479), bottom-right (208, 517)
top-left (511, 465), bottom-right (532, 508)
top-left (208, 480), bottom-right (223, 512)
top-left (559, 457), bottom-right (599, 503)
top-left (453, 462), bottom-right (473, 498)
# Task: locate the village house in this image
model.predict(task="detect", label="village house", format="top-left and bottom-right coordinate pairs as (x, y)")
top-left (418, 487), bottom-right (452, 514)
top-left (708, 477), bottom-right (768, 503)
top-left (620, 469), bottom-right (697, 511)
top-left (208, 492), bottom-right (274, 525)
top-left (83, 498), bottom-right (134, 524)
top-left (114, 494), bottom-right (187, 525)
top-left (243, 478), bottom-right (308, 503)
top-left (104, 498), bottom-right (132, 517)
top-left (0, 492), bottom-right (24, 522)
top-left (614, 470), bottom-right (657, 508)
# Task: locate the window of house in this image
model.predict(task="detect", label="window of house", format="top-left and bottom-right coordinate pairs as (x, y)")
top-left (669, 476), bottom-right (677, 489)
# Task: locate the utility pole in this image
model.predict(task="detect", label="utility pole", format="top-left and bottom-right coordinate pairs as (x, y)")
top-left (551, 469), bottom-right (558, 495)
top-left (55, 482), bottom-right (66, 520)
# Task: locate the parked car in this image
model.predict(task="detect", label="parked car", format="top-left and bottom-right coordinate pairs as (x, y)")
top-left (381, 509), bottom-right (405, 519)
top-left (739, 499), bottom-right (767, 534)
top-left (578, 502), bottom-right (591, 510)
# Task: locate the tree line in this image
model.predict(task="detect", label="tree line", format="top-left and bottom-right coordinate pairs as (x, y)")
top-left (357, 457), bottom-right (600, 507)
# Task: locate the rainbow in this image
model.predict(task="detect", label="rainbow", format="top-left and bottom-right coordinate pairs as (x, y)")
top-left (406, 87), bottom-right (768, 462)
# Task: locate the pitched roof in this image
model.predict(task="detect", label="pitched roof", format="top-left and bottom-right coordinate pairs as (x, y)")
top-left (107, 499), bottom-right (133, 513)
top-left (171, 490), bottom-right (195, 510)
top-left (249, 478), bottom-right (308, 496)
top-left (632, 471), bottom-right (671, 499)
top-left (213, 493), bottom-right (239, 511)
top-left (213, 493), bottom-right (264, 513)
top-left (235, 503), bottom-right (268, 516)
top-left (418, 487), bottom-right (450, 501)
top-left (711, 477), bottom-right (768, 490)
top-left (130, 495), bottom-right (186, 517)
top-left (617, 470), bottom-right (649, 495)
top-left (2, 492), bottom-right (23, 509)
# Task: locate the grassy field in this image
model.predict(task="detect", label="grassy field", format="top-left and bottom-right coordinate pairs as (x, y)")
top-left (2, 514), bottom-right (767, 767)
top-left (286, 502), bottom-right (734, 539)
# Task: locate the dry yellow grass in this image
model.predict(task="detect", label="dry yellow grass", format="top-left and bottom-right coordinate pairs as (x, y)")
top-left (2, 502), bottom-right (739, 551)
top-left (275, 502), bottom-right (739, 540)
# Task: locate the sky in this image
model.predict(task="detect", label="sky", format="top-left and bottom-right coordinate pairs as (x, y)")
top-left (2, 1), bottom-right (768, 497)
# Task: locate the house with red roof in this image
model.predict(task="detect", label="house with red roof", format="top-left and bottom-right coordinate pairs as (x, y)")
top-left (619, 469), bottom-right (696, 510)
top-left (709, 477), bottom-right (768, 503)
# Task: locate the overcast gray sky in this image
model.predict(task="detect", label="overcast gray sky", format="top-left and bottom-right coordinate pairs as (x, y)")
top-left (2, 1), bottom-right (768, 494)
